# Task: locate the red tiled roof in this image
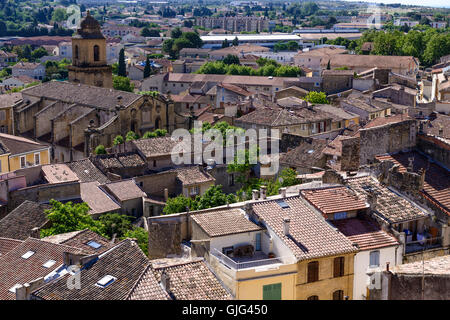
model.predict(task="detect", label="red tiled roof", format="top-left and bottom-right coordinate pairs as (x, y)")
top-left (0, 238), bottom-right (23, 257)
top-left (331, 218), bottom-right (399, 250)
top-left (363, 114), bottom-right (413, 129)
top-left (252, 196), bottom-right (358, 261)
top-left (0, 238), bottom-right (85, 300)
top-left (191, 208), bottom-right (262, 238)
top-left (301, 186), bottom-right (368, 216)
top-left (151, 258), bottom-right (232, 300)
top-left (375, 151), bottom-right (450, 216)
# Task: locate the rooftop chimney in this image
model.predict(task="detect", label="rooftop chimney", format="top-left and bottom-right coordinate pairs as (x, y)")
top-left (161, 270), bottom-right (171, 293)
top-left (367, 189), bottom-right (378, 211)
top-left (164, 188), bottom-right (169, 202)
top-left (252, 189), bottom-right (259, 201)
top-left (283, 217), bottom-right (290, 236)
top-left (438, 125), bottom-right (443, 136)
top-left (407, 157), bottom-right (414, 172)
top-left (15, 278), bottom-right (44, 300)
top-left (260, 186), bottom-right (267, 200)
top-left (279, 187), bottom-right (286, 198)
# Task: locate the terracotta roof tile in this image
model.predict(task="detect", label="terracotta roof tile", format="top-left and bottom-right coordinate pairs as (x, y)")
top-left (67, 158), bottom-right (110, 184)
top-left (252, 196), bottom-right (358, 261)
top-left (151, 259), bottom-right (232, 300)
top-left (330, 218), bottom-right (399, 250)
top-left (80, 181), bottom-right (121, 215)
top-left (375, 151), bottom-right (450, 216)
top-left (32, 239), bottom-right (149, 300)
top-left (21, 81), bottom-right (140, 111)
top-left (0, 201), bottom-right (51, 240)
top-left (104, 179), bottom-right (146, 202)
top-left (191, 208), bottom-right (262, 238)
top-left (42, 229), bottom-right (115, 254)
top-left (127, 265), bottom-right (170, 300)
top-left (0, 238), bottom-right (85, 300)
top-left (0, 238), bottom-right (23, 257)
top-left (301, 186), bottom-right (368, 216)
top-left (345, 175), bottom-right (429, 223)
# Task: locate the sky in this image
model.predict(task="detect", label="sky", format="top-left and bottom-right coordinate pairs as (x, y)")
top-left (343, 0), bottom-right (450, 9)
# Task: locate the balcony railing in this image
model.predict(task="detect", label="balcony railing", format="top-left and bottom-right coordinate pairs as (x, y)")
top-left (404, 236), bottom-right (443, 254)
top-left (211, 248), bottom-right (286, 271)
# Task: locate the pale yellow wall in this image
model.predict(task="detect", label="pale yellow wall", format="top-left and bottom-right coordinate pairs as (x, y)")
top-left (236, 273), bottom-right (297, 300)
top-left (8, 149), bottom-right (50, 172)
top-left (295, 254), bottom-right (355, 300)
top-left (344, 116), bottom-right (359, 127)
top-left (0, 154), bottom-right (10, 173)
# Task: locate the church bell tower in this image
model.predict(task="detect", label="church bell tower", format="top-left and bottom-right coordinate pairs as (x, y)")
top-left (68, 11), bottom-right (113, 88)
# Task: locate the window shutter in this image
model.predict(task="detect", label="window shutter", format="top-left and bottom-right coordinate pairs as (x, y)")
top-left (334, 257), bottom-right (345, 277)
top-left (308, 261), bottom-right (319, 283)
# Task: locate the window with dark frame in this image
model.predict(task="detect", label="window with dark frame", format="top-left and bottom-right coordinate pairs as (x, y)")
top-left (333, 290), bottom-right (344, 300)
top-left (307, 261), bottom-right (319, 283)
top-left (307, 295), bottom-right (319, 300)
top-left (334, 257), bottom-right (345, 277)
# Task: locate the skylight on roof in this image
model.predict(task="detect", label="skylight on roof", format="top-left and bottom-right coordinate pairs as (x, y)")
top-left (21, 250), bottom-right (35, 259)
top-left (87, 240), bottom-right (102, 249)
top-left (96, 275), bottom-right (116, 288)
top-left (276, 200), bottom-right (290, 209)
top-left (42, 260), bottom-right (56, 268)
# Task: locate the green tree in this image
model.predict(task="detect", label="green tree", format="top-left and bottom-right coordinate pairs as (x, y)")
top-left (171, 27), bottom-right (182, 39)
top-left (113, 135), bottom-right (124, 146)
top-left (52, 8), bottom-right (67, 22)
top-left (163, 194), bottom-right (194, 214)
top-left (232, 36), bottom-right (239, 46)
top-left (162, 38), bottom-right (176, 59)
top-left (223, 54), bottom-right (240, 65)
top-left (31, 47), bottom-right (48, 61)
top-left (154, 128), bottom-right (167, 136)
top-left (222, 38), bottom-right (230, 48)
top-left (142, 131), bottom-right (157, 139)
top-left (278, 168), bottom-right (300, 187)
top-left (121, 227), bottom-right (148, 255)
top-left (126, 130), bottom-right (139, 141)
top-left (113, 76), bottom-right (134, 92)
top-left (98, 213), bottom-right (133, 239)
top-left (143, 56), bottom-right (151, 78)
top-left (194, 185), bottom-right (237, 210)
top-left (94, 145), bottom-right (106, 155)
top-left (118, 48), bottom-right (126, 77)
top-left (141, 27), bottom-right (160, 37)
top-left (423, 33), bottom-right (450, 66)
top-left (305, 91), bottom-right (329, 104)
top-left (40, 200), bottom-right (104, 237)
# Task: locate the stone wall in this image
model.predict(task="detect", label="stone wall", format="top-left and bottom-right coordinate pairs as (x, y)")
top-left (417, 135), bottom-right (450, 169)
top-left (390, 273), bottom-right (450, 300)
top-left (340, 136), bottom-right (360, 171)
top-left (359, 120), bottom-right (417, 165)
top-left (8, 181), bottom-right (81, 211)
top-left (148, 219), bottom-right (183, 259)
top-left (134, 171), bottom-right (179, 198)
top-left (52, 105), bottom-right (92, 143)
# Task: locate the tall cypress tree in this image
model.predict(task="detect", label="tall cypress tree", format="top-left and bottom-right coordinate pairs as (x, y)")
top-left (143, 56), bottom-right (151, 78)
top-left (118, 48), bottom-right (126, 77)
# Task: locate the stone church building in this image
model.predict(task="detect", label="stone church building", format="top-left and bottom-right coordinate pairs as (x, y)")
top-left (12, 13), bottom-right (188, 162)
